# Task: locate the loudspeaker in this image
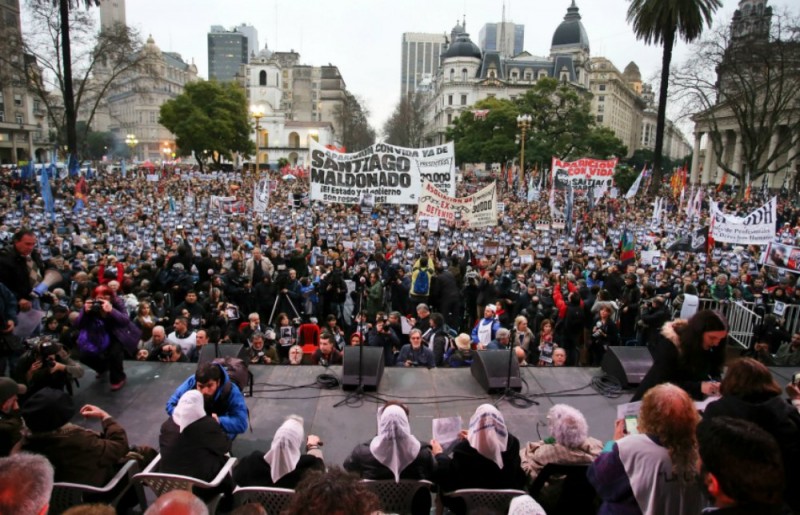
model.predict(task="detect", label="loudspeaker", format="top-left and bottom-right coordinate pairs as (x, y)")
top-left (601, 346), bottom-right (653, 387)
top-left (470, 350), bottom-right (522, 393)
top-left (198, 344), bottom-right (247, 364)
top-left (342, 346), bottom-right (385, 391)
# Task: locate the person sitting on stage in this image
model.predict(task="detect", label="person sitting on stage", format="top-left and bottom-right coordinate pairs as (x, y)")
top-left (471, 305), bottom-right (501, 349)
top-left (444, 334), bottom-right (474, 368)
top-left (396, 329), bottom-right (435, 368)
top-left (311, 332), bottom-right (342, 366)
top-left (552, 348), bottom-right (567, 367)
top-left (246, 332), bottom-right (277, 365)
top-left (431, 404), bottom-right (526, 514)
top-left (486, 327), bottom-right (512, 350)
top-left (588, 383), bottom-right (703, 515)
top-left (147, 342), bottom-right (189, 363)
top-left (234, 415), bottom-right (324, 488)
top-left (159, 390), bottom-right (232, 499)
top-left (343, 402), bottom-right (436, 513)
top-left (520, 404), bottom-right (603, 495)
top-left (165, 362), bottom-right (248, 440)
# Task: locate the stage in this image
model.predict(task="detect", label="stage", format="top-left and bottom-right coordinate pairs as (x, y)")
top-left (59, 362), bottom-right (800, 468)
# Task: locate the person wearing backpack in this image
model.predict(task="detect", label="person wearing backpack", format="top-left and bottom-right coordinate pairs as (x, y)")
top-left (409, 255), bottom-right (435, 307)
top-left (165, 362), bottom-right (248, 440)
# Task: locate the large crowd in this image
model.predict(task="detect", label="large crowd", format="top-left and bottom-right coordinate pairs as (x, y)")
top-left (0, 166), bottom-right (799, 514)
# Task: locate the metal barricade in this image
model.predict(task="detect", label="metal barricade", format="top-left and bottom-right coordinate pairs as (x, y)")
top-left (782, 304), bottom-right (800, 336)
top-left (725, 301), bottom-right (762, 349)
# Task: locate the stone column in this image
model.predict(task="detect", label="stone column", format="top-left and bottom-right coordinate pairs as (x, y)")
top-left (690, 131), bottom-right (703, 184)
top-left (766, 130), bottom-right (779, 188)
top-left (703, 133), bottom-right (715, 184)
top-left (732, 131), bottom-right (743, 188)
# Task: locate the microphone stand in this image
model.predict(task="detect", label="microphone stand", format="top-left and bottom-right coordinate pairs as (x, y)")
top-left (335, 278), bottom-right (379, 407)
top-left (495, 334), bottom-right (538, 407)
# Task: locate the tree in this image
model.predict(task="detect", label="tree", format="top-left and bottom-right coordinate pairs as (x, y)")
top-left (159, 80), bottom-right (255, 172)
top-left (626, 0), bottom-right (721, 193)
top-left (672, 11), bottom-right (800, 190)
top-left (585, 126), bottom-right (628, 159)
top-left (447, 77), bottom-right (605, 167)
top-left (0, 1), bottom-right (149, 155)
top-left (333, 91), bottom-right (376, 152)
top-left (614, 165), bottom-right (640, 193)
top-left (382, 91), bottom-right (427, 147)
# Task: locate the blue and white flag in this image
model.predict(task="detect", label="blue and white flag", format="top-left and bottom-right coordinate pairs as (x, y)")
top-left (41, 164), bottom-right (55, 221)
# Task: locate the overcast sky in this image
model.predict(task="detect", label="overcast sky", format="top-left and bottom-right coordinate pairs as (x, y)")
top-left (85, 0), bottom-right (795, 136)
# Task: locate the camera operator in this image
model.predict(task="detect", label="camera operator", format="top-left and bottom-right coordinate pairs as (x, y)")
top-left (320, 266), bottom-right (348, 325)
top-left (146, 343), bottom-right (188, 363)
top-left (637, 296), bottom-right (670, 350)
top-left (396, 329), bottom-right (435, 369)
top-left (367, 316), bottom-right (400, 367)
top-left (13, 337), bottom-right (84, 399)
top-left (387, 266), bottom-right (410, 316)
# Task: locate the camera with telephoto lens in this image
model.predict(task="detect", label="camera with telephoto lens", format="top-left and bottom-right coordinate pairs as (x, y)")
top-left (39, 340), bottom-right (59, 368)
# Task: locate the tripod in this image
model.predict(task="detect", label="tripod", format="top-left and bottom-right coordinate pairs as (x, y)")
top-left (268, 290), bottom-right (303, 327)
top-left (495, 337), bottom-right (538, 408)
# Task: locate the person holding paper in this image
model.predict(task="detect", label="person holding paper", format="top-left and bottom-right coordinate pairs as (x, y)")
top-left (431, 404), bottom-right (525, 514)
top-left (343, 402), bottom-right (435, 513)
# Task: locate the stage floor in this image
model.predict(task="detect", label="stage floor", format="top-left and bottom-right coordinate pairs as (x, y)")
top-left (60, 362), bottom-right (800, 468)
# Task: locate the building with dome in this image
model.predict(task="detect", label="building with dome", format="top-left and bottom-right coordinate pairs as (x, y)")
top-left (422, 2), bottom-right (591, 146)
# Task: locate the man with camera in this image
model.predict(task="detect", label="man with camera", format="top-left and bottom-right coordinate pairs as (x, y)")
top-left (145, 342), bottom-right (189, 363)
top-left (367, 316), bottom-right (400, 366)
top-left (396, 329), bottom-right (435, 369)
top-left (13, 337), bottom-right (84, 399)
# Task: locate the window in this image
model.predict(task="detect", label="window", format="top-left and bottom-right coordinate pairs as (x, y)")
top-left (488, 68), bottom-right (497, 79)
top-left (449, 69), bottom-right (455, 81)
top-left (538, 70), bottom-right (547, 80)
top-left (259, 70), bottom-right (267, 86)
top-left (461, 68), bottom-right (467, 81)
top-left (598, 96), bottom-right (605, 102)
top-left (460, 94), bottom-right (467, 106)
top-left (13, 94), bottom-right (22, 107)
top-left (15, 114), bottom-right (23, 124)
top-left (524, 71), bottom-right (532, 81)
top-left (597, 105), bottom-right (604, 112)
top-left (599, 84), bottom-right (606, 91)
top-left (0, 111), bottom-right (4, 122)
top-left (447, 113), bottom-right (452, 125)
top-left (596, 115), bottom-right (603, 123)
top-left (448, 95), bottom-right (453, 106)
top-left (560, 71), bottom-right (569, 82)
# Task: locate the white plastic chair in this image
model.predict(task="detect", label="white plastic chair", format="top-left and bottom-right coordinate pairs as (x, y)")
top-left (232, 485), bottom-right (296, 514)
top-left (49, 460), bottom-right (145, 515)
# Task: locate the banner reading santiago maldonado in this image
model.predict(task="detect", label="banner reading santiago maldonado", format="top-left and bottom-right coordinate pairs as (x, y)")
top-left (418, 180), bottom-right (497, 228)
top-left (309, 140), bottom-right (455, 205)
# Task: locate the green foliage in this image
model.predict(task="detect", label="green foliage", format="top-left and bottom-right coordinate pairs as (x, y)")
top-left (614, 166), bottom-right (640, 193)
top-left (277, 157), bottom-right (290, 169)
top-left (159, 80), bottom-right (255, 171)
top-left (447, 78), bottom-right (603, 167)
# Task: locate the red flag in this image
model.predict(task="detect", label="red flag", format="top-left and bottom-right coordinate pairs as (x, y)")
top-left (716, 173), bottom-right (727, 193)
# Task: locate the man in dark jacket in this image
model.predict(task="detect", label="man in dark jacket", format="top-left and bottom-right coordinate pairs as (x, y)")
top-left (430, 266), bottom-right (461, 330)
top-left (367, 317), bottom-right (400, 366)
top-left (618, 273), bottom-right (641, 341)
top-left (638, 296), bottom-right (670, 350)
top-left (0, 229), bottom-right (60, 312)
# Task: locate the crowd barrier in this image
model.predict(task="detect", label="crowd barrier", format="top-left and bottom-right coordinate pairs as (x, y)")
top-left (693, 298), bottom-right (800, 349)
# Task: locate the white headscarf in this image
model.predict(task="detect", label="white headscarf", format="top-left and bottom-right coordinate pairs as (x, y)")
top-left (264, 417), bottom-right (304, 484)
top-left (369, 405), bottom-right (421, 482)
top-left (172, 390), bottom-right (206, 433)
top-left (467, 404), bottom-right (508, 469)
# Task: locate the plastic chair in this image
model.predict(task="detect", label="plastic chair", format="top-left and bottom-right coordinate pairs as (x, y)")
top-left (361, 479), bottom-right (433, 515)
top-left (232, 486), bottom-right (295, 514)
top-left (444, 488), bottom-right (527, 514)
top-left (528, 463), bottom-right (596, 515)
top-left (49, 460), bottom-right (146, 515)
top-left (133, 454), bottom-right (237, 514)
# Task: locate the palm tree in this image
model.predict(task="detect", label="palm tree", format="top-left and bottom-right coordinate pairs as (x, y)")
top-left (43, 0), bottom-right (101, 163)
top-left (626, 0), bottom-right (721, 193)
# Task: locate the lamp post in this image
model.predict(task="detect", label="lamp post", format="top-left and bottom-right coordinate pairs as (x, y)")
top-left (161, 142), bottom-right (172, 164)
top-left (516, 114), bottom-right (532, 191)
top-left (125, 134), bottom-right (138, 162)
top-left (250, 105), bottom-right (265, 175)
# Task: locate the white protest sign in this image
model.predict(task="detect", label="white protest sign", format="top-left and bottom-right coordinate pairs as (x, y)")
top-left (710, 197), bottom-right (776, 245)
top-left (680, 294), bottom-right (700, 320)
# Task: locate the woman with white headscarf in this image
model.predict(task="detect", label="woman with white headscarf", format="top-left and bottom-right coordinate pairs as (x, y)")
top-left (343, 402), bottom-right (436, 513)
top-left (234, 415), bottom-right (325, 488)
top-left (431, 404), bottom-right (526, 515)
top-left (159, 389), bottom-right (230, 482)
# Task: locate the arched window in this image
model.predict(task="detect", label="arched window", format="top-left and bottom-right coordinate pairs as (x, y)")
top-left (259, 70), bottom-right (267, 86)
top-left (449, 69), bottom-right (455, 81)
top-left (288, 132), bottom-right (300, 148)
top-left (538, 70), bottom-right (548, 80)
top-left (461, 68), bottom-right (468, 81)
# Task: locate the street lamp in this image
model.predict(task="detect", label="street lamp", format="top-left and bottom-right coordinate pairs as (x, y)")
top-left (250, 104), bottom-right (265, 174)
top-left (161, 142), bottom-right (172, 163)
top-left (516, 114), bottom-right (532, 189)
top-left (125, 134), bottom-right (138, 161)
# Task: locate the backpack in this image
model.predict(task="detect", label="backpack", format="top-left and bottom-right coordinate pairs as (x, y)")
top-left (212, 356), bottom-right (253, 397)
top-left (412, 268), bottom-right (430, 296)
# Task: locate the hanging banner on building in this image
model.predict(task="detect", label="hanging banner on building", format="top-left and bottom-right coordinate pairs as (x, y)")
top-left (309, 140), bottom-right (454, 204)
top-left (253, 178), bottom-right (269, 213)
top-left (417, 180), bottom-right (497, 228)
top-left (550, 157), bottom-right (618, 195)
top-left (760, 241), bottom-right (800, 274)
top-left (710, 197), bottom-right (776, 245)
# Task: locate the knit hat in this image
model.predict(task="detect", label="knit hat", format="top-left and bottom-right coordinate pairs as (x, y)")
top-left (21, 388), bottom-right (76, 433)
top-left (0, 377), bottom-right (26, 404)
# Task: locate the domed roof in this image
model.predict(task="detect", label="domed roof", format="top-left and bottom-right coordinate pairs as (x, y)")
top-left (451, 20), bottom-right (465, 38)
top-left (551, 1), bottom-right (590, 51)
top-left (257, 43), bottom-right (273, 60)
top-left (623, 62), bottom-right (641, 81)
top-left (442, 32), bottom-right (482, 60)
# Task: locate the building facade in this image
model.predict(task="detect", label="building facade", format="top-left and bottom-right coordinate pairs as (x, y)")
top-left (588, 57), bottom-right (644, 157)
top-left (401, 32), bottom-right (446, 97)
top-left (99, 0), bottom-right (126, 31)
top-left (208, 26), bottom-right (250, 82)
top-left (0, 0), bottom-right (50, 164)
top-left (105, 36), bottom-right (198, 162)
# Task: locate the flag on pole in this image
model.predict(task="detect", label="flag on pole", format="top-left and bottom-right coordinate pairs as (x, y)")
top-left (565, 183), bottom-right (574, 233)
top-left (744, 169), bottom-right (751, 201)
top-left (41, 163), bottom-right (55, 221)
top-left (716, 173), bottom-right (727, 193)
top-left (625, 165), bottom-right (646, 199)
top-left (620, 229), bottom-right (636, 266)
top-left (121, 160), bottom-right (127, 178)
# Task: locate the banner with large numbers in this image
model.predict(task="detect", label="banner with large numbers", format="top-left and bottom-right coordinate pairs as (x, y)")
top-left (551, 157), bottom-right (618, 195)
top-left (417, 180), bottom-right (497, 228)
top-left (710, 197), bottom-right (776, 245)
top-left (309, 140), bottom-right (455, 205)
top-left (760, 242), bottom-right (800, 274)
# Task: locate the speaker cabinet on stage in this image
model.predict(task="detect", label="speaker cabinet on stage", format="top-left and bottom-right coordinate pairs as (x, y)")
top-left (342, 346), bottom-right (385, 391)
top-left (470, 350), bottom-right (522, 393)
top-left (601, 346), bottom-right (653, 387)
top-left (198, 344), bottom-right (247, 364)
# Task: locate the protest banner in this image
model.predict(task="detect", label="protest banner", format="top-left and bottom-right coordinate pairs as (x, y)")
top-left (550, 157), bottom-right (618, 195)
top-left (253, 178), bottom-right (269, 213)
top-left (710, 197), bottom-right (776, 245)
top-left (761, 242), bottom-right (800, 274)
top-left (309, 140), bottom-right (454, 204)
top-left (417, 180), bottom-right (497, 228)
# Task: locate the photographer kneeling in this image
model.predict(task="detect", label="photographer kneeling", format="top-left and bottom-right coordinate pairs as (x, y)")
top-left (13, 337), bottom-right (84, 399)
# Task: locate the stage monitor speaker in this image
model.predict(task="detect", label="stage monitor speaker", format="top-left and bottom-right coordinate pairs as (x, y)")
top-left (601, 346), bottom-right (653, 387)
top-left (470, 350), bottom-right (522, 393)
top-left (342, 346), bottom-right (385, 391)
top-left (198, 344), bottom-right (247, 364)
